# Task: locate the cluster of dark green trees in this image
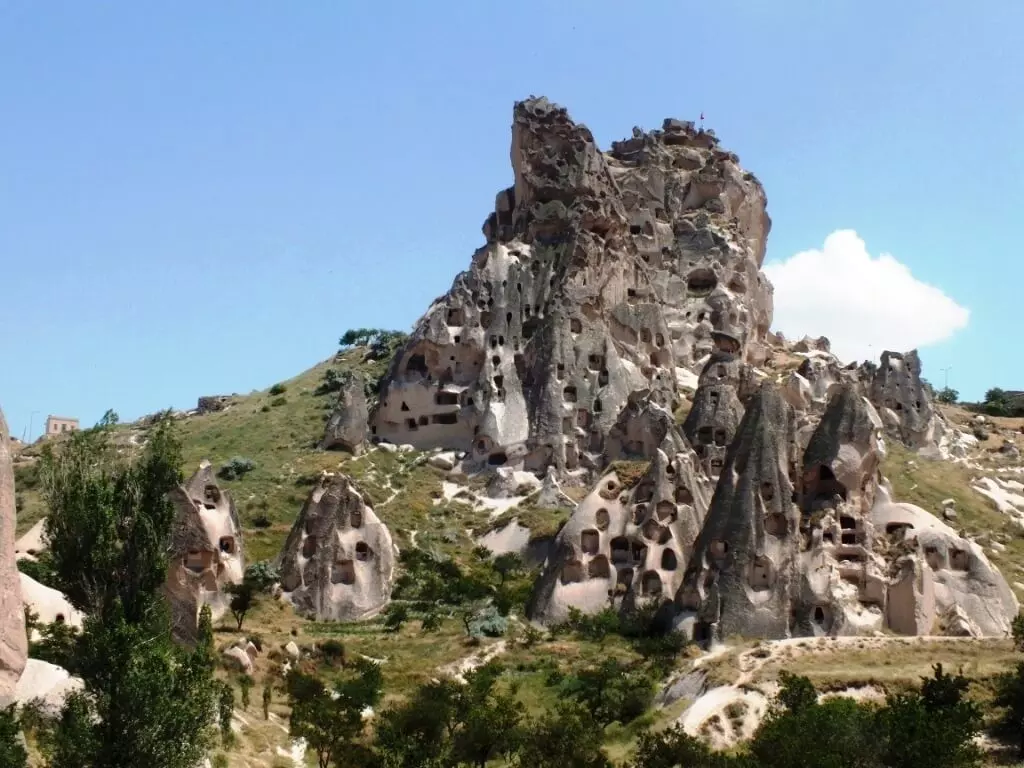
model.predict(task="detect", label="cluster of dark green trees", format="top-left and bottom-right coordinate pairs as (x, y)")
top-left (3, 416), bottom-right (221, 768)
top-left (280, 659), bottom-right (1002, 768)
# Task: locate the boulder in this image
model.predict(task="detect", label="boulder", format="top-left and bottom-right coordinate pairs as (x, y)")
top-left (285, 641), bottom-right (301, 660)
top-left (370, 98), bottom-right (774, 478)
top-left (20, 573), bottom-right (84, 632)
top-left (164, 462), bottom-right (245, 644)
top-left (278, 473), bottom-right (397, 621)
top-left (14, 518), bottom-right (47, 561)
top-left (321, 372), bottom-right (369, 454)
top-left (222, 645), bottom-right (254, 674)
top-left (0, 409), bottom-right (26, 706)
top-left (13, 659), bottom-right (82, 717)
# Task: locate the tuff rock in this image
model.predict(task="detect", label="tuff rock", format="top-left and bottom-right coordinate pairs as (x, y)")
top-left (165, 461), bottom-right (245, 644)
top-left (0, 409), bottom-right (26, 705)
top-left (528, 433), bottom-right (713, 625)
top-left (321, 372), bottom-right (370, 454)
top-left (370, 97), bottom-right (773, 477)
top-left (278, 473), bottom-right (396, 621)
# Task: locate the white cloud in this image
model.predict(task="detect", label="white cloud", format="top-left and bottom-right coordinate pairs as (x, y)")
top-left (763, 230), bottom-right (970, 365)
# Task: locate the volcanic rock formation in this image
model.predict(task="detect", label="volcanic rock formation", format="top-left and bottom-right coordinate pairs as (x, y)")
top-left (862, 350), bottom-right (943, 450)
top-left (0, 409), bottom-right (26, 705)
top-left (677, 384), bottom-right (800, 639)
top-left (370, 97), bottom-right (773, 477)
top-left (321, 372), bottom-right (370, 454)
top-left (528, 434), bottom-right (713, 625)
top-left (165, 461), bottom-right (245, 644)
top-left (278, 473), bottom-right (396, 621)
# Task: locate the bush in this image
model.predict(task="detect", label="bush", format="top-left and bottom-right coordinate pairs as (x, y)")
top-left (244, 561), bottom-right (280, 592)
top-left (317, 639), bottom-right (346, 666)
top-left (270, 396), bottom-right (287, 407)
top-left (218, 456), bottom-right (256, 481)
top-left (251, 513), bottom-right (272, 529)
top-left (268, 383), bottom-right (287, 396)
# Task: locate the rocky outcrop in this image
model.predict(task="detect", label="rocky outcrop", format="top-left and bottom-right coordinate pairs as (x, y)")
top-left (862, 350), bottom-right (941, 449)
top-left (0, 409), bottom-right (26, 706)
top-left (321, 372), bottom-right (369, 454)
top-left (370, 97), bottom-right (773, 477)
top-left (165, 462), bottom-right (244, 644)
top-left (528, 435), bottom-right (713, 625)
top-left (677, 385), bottom-right (799, 640)
top-left (872, 488), bottom-right (1018, 637)
top-left (682, 348), bottom-right (751, 479)
top-left (604, 390), bottom-right (686, 462)
top-left (279, 473), bottom-right (396, 621)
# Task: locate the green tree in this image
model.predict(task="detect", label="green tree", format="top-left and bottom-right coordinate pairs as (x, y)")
top-left (228, 579), bottom-right (256, 630)
top-left (514, 703), bottom-right (610, 768)
top-left (630, 724), bottom-right (741, 768)
top-left (239, 675), bottom-right (254, 711)
top-left (42, 416), bottom-right (183, 622)
top-left (39, 419), bottom-right (219, 768)
top-left (936, 387), bottom-right (959, 404)
top-left (749, 673), bottom-right (876, 768)
top-left (288, 658), bottom-right (383, 768)
top-left (96, 409), bottom-right (120, 428)
top-left (994, 660), bottom-right (1024, 756)
top-left (262, 682), bottom-right (273, 720)
top-left (877, 664), bottom-right (981, 768)
top-left (0, 705), bottom-right (27, 768)
top-left (218, 682), bottom-right (235, 746)
top-left (492, 552), bottom-right (523, 585)
top-left (983, 388), bottom-right (1012, 416)
top-left (556, 658), bottom-right (653, 727)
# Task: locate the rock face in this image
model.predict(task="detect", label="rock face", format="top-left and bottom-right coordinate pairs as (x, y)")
top-left (370, 97), bottom-right (773, 477)
top-left (321, 372), bottom-right (369, 454)
top-left (0, 411), bottom-right (26, 708)
top-left (682, 347), bottom-right (753, 479)
top-left (677, 385), bottom-right (799, 639)
top-left (872, 488), bottom-right (1018, 637)
top-left (862, 350), bottom-right (940, 449)
top-left (528, 435), bottom-right (713, 625)
top-left (278, 473), bottom-right (396, 621)
top-left (0, 409), bottom-right (26, 705)
top-left (165, 462), bottom-right (245, 644)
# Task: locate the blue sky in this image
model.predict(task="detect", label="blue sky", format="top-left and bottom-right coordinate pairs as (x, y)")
top-left (2, 1), bottom-right (1021, 440)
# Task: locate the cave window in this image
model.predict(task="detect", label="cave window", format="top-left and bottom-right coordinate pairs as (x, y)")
top-left (761, 482), bottom-right (775, 502)
top-left (332, 560), bottom-right (356, 585)
top-left (610, 537), bottom-right (630, 564)
top-left (406, 418), bottom-right (418, 430)
top-left (561, 561), bottom-right (584, 584)
top-left (598, 369), bottom-right (609, 386)
top-left (506, 312), bottom-right (513, 325)
top-left (577, 409), bottom-right (590, 428)
top-left (432, 412), bottom-right (458, 425)
top-left (687, 269), bottom-right (718, 295)
top-left (675, 486), bottom-right (693, 504)
top-left (713, 429), bottom-right (728, 446)
top-left (570, 318), bottom-right (583, 333)
top-left (581, 529), bottom-right (600, 555)
top-left (840, 516), bottom-right (856, 530)
top-left (632, 504), bottom-right (648, 524)
top-left (632, 541), bottom-right (648, 564)
top-left (655, 501), bottom-right (676, 523)
top-left (350, 508), bottom-right (363, 528)
top-left (588, 354), bottom-right (604, 370)
top-left (813, 606), bottom-right (826, 623)
top-left (446, 307), bottom-right (465, 326)
top-left (950, 548), bottom-right (969, 571)
top-left (697, 426), bottom-right (713, 445)
top-left (489, 335), bottom-right (498, 348)
top-left (355, 542), bottom-right (372, 561)
top-left (204, 485), bottom-right (221, 504)
top-left (454, 335), bottom-right (461, 344)
top-left (522, 319), bottom-right (538, 339)
top-left (491, 355), bottom-right (500, 367)
top-left (596, 508), bottom-right (610, 530)
top-left (635, 483), bottom-right (655, 504)
top-left (710, 458), bottom-right (724, 471)
top-left (588, 556), bottom-right (611, 579)
top-left (661, 549), bottom-right (678, 570)
top-left (302, 535), bottom-right (317, 559)
top-left (765, 513), bottom-right (788, 537)
top-left (435, 391), bottom-right (459, 406)
top-left (630, 224), bottom-right (642, 235)
top-left (710, 540), bottom-right (728, 558)
top-left (406, 354), bottom-right (428, 376)
top-left (493, 375), bottom-right (504, 392)
top-left (562, 417), bottom-right (574, 434)
top-left (488, 452), bottom-right (508, 466)
top-left (185, 551), bottom-right (206, 572)
top-left (400, 401), bottom-right (410, 412)
top-left (557, 363), bottom-right (565, 380)
top-left (564, 386), bottom-right (578, 403)
top-left (750, 557), bottom-right (772, 590)
top-left (593, 398), bottom-right (603, 413)
top-left (640, 328), bottom-right (652, 344)
top-left (418, 415), bottom-right (429, 426)
top-left (841, 532), bottom-right (857, 545)
top-left (886, 522), bottom-right (912, 537)
top-left (717, 364), bottom-right (727, 378)
top-left (641, 571), bottom-right (663, 596)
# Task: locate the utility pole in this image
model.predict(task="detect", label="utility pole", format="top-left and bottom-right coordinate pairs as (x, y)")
top-left (26, 411), bottom-right (40, 443)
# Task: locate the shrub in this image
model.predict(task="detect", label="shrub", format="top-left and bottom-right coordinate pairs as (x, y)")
top-left (218, 456), bottom-right (256, 480)
top-left (270, 396), bottom-right (287, 407)
top-left (244, 561), bottom-right (280, 592)
top-left (251, 513), bottom-right (272, 529)
top-left (317, 639), bottom-right (346, 666)
top-left (268, 383), bottom-right (287, 396)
